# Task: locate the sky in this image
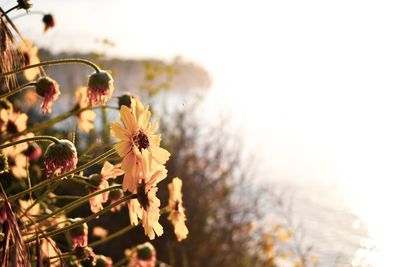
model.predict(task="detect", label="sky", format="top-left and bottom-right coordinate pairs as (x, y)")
top-left (5, 0), bottom-right (400, 265)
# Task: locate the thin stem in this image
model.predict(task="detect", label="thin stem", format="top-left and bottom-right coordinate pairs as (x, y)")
top-left (2, 105), bottom-right (117, 142)
top-left (4, 5), bottom-right (19, 14)
top-left (11, 10), bottom-right (47, 20)
top-left (0, 58), bottom-right (101, 78)
top-left (8, 149), bottom-right (117, 202)
top-left (0, 82), bottom-right (36, 100)
top-left (89, 224), bottom-right (137, 248)
top-left (0, 135), bottom-right (59, 149)
top-left (25, 193), bottom-right (137, 243)
top-left (25, 184), bottom-right (122, 229)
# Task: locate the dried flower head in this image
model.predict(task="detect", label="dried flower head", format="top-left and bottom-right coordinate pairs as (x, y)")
top-left (42, 14), bottom-right (55, 32)
top-left (44, 139), bottom-right (78, 177)
top-left (35, 76), bottom-right (61, 114)
top-left (69, 218), bottom-right (88, 248)
top-left (126, 242), bottom-right (157, 267)
top-left (17, 0), bottom-right (32, 10)
top-left (87, 70), bottom-right (114, 106)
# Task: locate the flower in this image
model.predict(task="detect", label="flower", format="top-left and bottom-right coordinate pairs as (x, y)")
top-left (92, 226), bottom-right (108, 238)
top-left (111, 99), bottom-right (170, 193)
top-left (88, 161), bottom-right (124, 213)
top-left (94, 255), bottom-right (113, 267)
top-left (128, 150), bottom-right (166, 240)
top-left (75, 86), bottom-right (96, 133)
top-left (23, 142), bottom-right (42, 162)
top-left (69, 218), bottom-right (88, 248)
top-left (167, 177), bottom-right (189, 241)
top-left (35, 76), bottom-right (61, 114)
top-left (126, 242), bottom-right (157, 267)
top-left (43, 139), bottom-right (78, 177)
top-left (42, 14), bottom-right (55, 32)
top-left (87, 70), bottom-right (114, 106)
top-left (18, 39), bottom-right (41, 81)
top-left (17, 0), bottom-right (32, 10)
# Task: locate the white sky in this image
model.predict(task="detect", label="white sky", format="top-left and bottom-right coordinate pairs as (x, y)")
top-left (6, 0), bottom-right (400, 265)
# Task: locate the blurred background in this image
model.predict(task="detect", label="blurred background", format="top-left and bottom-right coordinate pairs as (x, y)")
top-left (3, 0), bottom-right (400, 266)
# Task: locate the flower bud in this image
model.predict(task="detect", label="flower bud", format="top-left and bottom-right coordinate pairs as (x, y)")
top-left (35, 76), bottom-right (60, 114)
top-left (136, 242), bottom-right (155, 260)
top-left (87, 71), bottom-right (114, 106)
top-left (69, 218), bottom-right (88, 248)
top-left (117, 94), bottom-right (139, 109)
top-left (42, 14), bottom-right (55, 32)
top-left (44, 139), bottom-right (77, 177)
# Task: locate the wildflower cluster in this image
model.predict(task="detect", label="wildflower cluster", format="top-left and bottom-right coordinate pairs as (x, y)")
top-left (0, 2), bottom-right (188, 266)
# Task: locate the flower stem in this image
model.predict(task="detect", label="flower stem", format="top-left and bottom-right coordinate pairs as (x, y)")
top-left (0, 58), bottom-right (101, 79)
top-left (25, 193), bottom-right (137, 243)
top-left (4, 5), bottom-right (19, 14)
top-left (24, 184), bottom-right (122, 229)
top-left (0, 82), bottom-right (36, 100)
top-left (0, 135), bottom-right (59, 149)
top-left (89, 223), bottom-right (138, 248)
top-left (8, 149), bottom-right (116, 202)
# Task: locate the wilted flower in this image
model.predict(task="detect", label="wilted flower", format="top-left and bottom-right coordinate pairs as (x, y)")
top-left (88, 161), bottom-right (124, 213)
top-left (44, 139), bottom-right (78, 177)
top-left (126, 242), bottom-right (157, 267)
top-left (87, 70), bottom-right (114, 106)
top-left (18, 39), bottom-right (41, 81)
top-left (69, 218), bottom-right (88, 248)
top-left (35, 76), bottom-right (60, 114)
top-left (128, 150), bottom-right (166, 240)
top-left (42, 14), bottom-right (55, 32)
top-left (75, 86), bottom-right (96, 133)
top-left (111, 99), bottom-right (170, 193)
top-left (17, 0), bottom-right (32, 10)
top-left (167, 177), bottom-right (189, 241)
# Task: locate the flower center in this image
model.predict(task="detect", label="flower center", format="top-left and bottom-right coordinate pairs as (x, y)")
top-left (174, 201), bottom-right (183, 213)
top-left (137, 181), bottom-right (149, 209)
top-left (6, 121), bottom-right (18, 134)
top-left (133, 130), bottom-right (150, 152)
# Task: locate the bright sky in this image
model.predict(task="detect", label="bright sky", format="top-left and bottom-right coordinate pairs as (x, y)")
top-left (7, 0), bottom-right (400, 265)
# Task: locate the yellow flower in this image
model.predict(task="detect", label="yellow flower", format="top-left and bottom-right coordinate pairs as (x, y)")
top-left (111, 98), bottom-right (170, 193)
top-left (75, 86), bottom-right (96, 133)
top-left (128, 150), bottom-right (166, 240)
top-left (18, 39), bottom-right (41, 81)
top-left (167, 177), bottom-right (189, 241)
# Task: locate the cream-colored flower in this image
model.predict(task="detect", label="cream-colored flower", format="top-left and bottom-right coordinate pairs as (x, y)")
top-left (18, 39), bottom-right (41, 81)
top-left (111, 99), bottom-right (170, 193)
top-left (167, 177), bottom-right (189, 241)
top-left (128, 150), bottom-right (166, 240)
top-left (75, 86), bottom-right (96, 133)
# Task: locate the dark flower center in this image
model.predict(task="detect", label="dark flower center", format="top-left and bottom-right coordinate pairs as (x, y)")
top-left (137, 182), bottom-right (149, 209)
top-left (174, 201), bottom-right (183, 213)
top-left (133, 130), bottom-right (150, 152)
top-left (6, 121), bottom-right (18, 134)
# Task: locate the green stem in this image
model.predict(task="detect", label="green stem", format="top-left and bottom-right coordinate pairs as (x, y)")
top-left (0, 135), bottom-right (59, 149)
top-left (0, 82), bottom-right (36, 100)
top-left (89, 224), bottom-right (137, 248)
top-left (25, 184), bottom-right (122, 229)
top-left (11, 10), bottom-right (47, 20)
top-left (8, 149), bottom-right (116, 202)
top-left (25, 193), bottom-right (137, 243)
top-left (0, 58), bottom-right (101, 79)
